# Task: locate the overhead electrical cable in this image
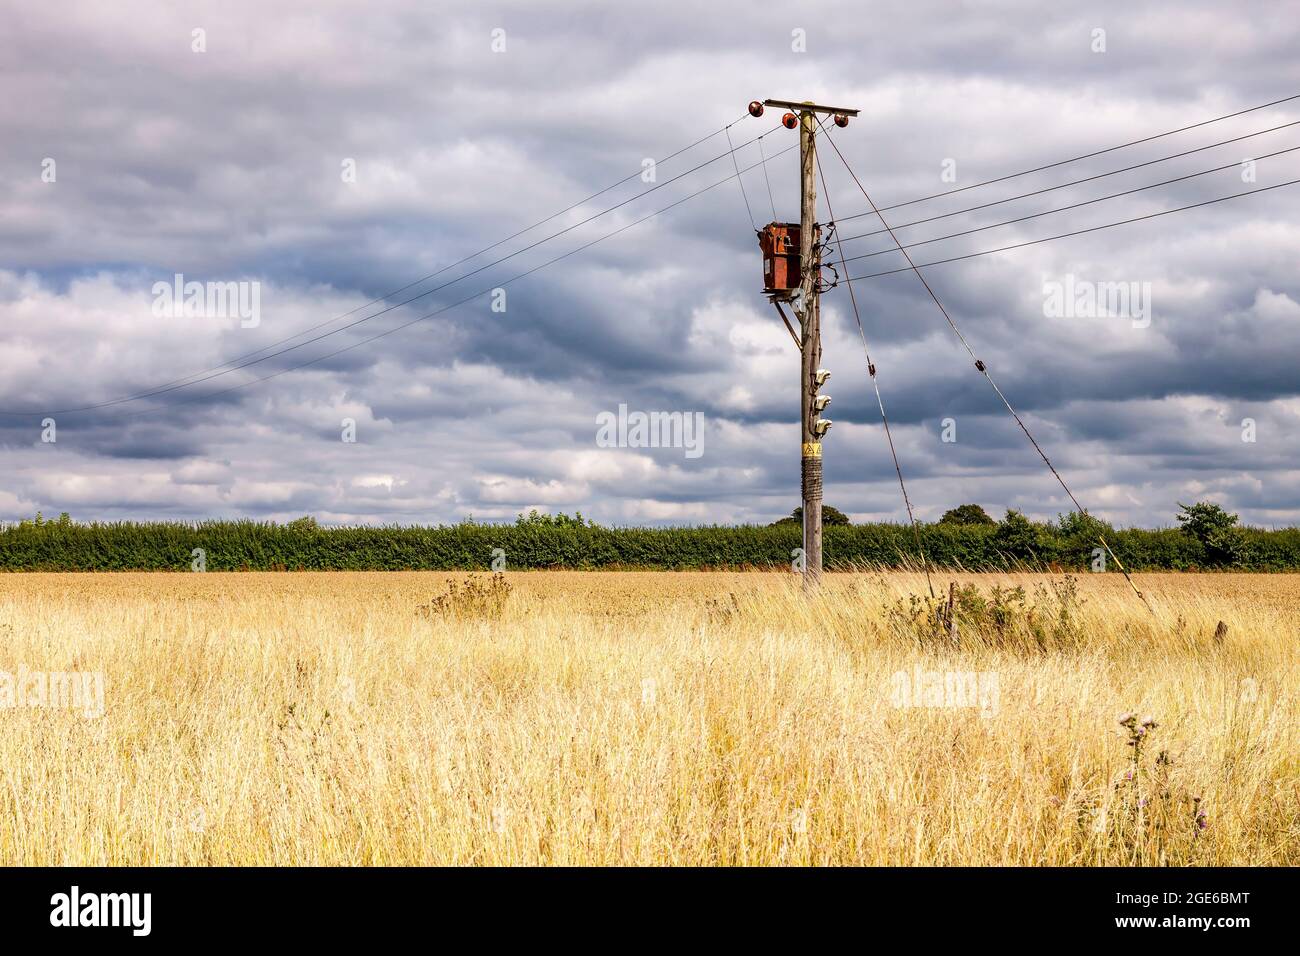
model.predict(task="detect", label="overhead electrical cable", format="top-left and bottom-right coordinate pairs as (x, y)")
top-left (836, 143), bottom-right (1300, 267)
top-left (834, 119), bottom-right (1300, 243)
top-left (837, 176), bottom-right (1300, 284)
top-left (759, 135), bottom-right (779, 220)
top-left (724, 122), bottom-right (758, 230)
top-left (833, 92), bottom-right (1300, 221)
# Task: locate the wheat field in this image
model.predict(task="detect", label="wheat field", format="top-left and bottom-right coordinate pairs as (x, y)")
top-left (0, 570), bottom-right (1295, 865)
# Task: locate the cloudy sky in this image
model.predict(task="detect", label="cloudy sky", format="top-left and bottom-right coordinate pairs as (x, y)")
top-left (2, 0), bottom-right (1299, 528)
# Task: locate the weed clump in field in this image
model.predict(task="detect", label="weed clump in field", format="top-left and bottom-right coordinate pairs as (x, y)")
top-left (887, 575), bottom-right (1086, 650)
top-left (704, 592), bottom-right (741, 624)
top-left (417, 575), bottom-right (513, 621)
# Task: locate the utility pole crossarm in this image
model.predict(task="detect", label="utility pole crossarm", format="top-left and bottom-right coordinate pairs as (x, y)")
top-left (762, 99), bottom-right (860, 117)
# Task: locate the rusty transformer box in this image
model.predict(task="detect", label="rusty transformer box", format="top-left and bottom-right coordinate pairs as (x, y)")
top-left (758, 221), bottom-right (818, 298)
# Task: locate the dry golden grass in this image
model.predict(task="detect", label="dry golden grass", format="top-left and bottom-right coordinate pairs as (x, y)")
top-left (0, 570), bottom-right (1295, 865)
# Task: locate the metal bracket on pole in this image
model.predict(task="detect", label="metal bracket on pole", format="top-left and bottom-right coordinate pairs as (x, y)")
top-left (771, 300), bottom-right (801, 349)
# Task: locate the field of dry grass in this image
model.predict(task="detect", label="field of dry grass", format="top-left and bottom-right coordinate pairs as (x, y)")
top-left (0, 570), bottom-right (1295, 865)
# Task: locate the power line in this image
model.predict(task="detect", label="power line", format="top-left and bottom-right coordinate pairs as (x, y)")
top-left (837, 143), bottom-right (1300, 267)
top-left (724, 122), bottom-right (758, 230)
top-left (833, 91), bottom-right (1300, 221)
top-left (834, 119), bottom-right (1300, 243)
top-left (759, 135), bottom-right (779, 221)
top-left (820, 118), bottom-right (1156, 611)
top-left (4, 117), bottom-right (778, 417)
top-left (840, 175), bottom-right (1300, 284)
top-left (68, 142), bottom-right (801, 426)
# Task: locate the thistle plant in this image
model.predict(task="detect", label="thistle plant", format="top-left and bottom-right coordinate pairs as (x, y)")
top-left (1104, 711), bottom-right (1208, 862)
top-left (1118, 711), bottom-right (1158, 764)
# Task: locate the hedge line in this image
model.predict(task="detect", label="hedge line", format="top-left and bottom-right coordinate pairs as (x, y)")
top-left (2, 518), bottom-right (1299, 571)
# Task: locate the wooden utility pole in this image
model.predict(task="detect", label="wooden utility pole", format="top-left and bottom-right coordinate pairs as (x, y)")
top-left (798, 107), bottom-right (823, 589)
top-left (761, 99), bottom-right (859, 591)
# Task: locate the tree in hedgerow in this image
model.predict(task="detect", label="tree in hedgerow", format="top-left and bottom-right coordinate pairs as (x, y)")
top-left (1056, 509), bottom-right (1113, 544)
top-left (992, 509), bottom-right (1042, 561)
top-left (939, 504), bottom-right (995, 526)
top-left (1054, 510), bottom-right (1114, 568)
top-left (1176, 501), bottom-right (1247, 566)
top-left (772, 506), bottom-right (850, 527)
top-left (516, 509), bottom-right (589, 527)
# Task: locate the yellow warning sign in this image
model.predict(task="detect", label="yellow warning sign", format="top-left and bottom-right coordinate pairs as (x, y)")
top-left (801, 442), bottom-right (822, 457)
